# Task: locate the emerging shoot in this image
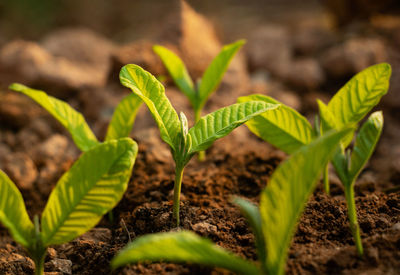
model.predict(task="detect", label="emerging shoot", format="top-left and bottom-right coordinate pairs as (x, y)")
top-left (153, 40), bottom-right (246, 160)
top-left (119, 64), bottom-right (279, 226)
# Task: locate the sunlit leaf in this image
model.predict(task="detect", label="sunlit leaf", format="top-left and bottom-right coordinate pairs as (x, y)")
top-left (238, 94), bottom-right (313, 154)
top-left (9, 83), bottom-right (99, 151)
top-left (349, 111), bottom-right (383, 182)
top-left (111, 231), bottom-right (259, 275)
top-left (327, 63), bottom-right (391, 127)
top-left (153, 45), bottom-right (196, 106)
top-left (188, 101), bottom-right (279, 153)
top-left (105, 93), bottom-right (142, 141)
top-left (198, 40), bottom-right (246, 108)
top-left (120, 64), bottom-right (181, 151)
top-left (0, 170), bottom-right (34, 248)
top-left (41, 138), bottom-right (138, 246)
top-left (260, 128), bottom-right (352, 275)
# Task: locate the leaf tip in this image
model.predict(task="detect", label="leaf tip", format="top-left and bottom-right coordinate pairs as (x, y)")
top-left (8, 83), bottom-right (27, 92)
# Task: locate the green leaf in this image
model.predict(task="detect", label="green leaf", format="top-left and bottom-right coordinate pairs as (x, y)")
top-left (111, 231), bottom-right (259, 275)
top-left (238, 94), bottom-right (313, 154)
top-left (120, 64), bottom-right (181, 151)
top-left (0, 170), bottom-right (34, 248)
top-left (234, 197), bottom-right (265, 265)
top-left (260, 128), bottom-right (352, 275)
top-left (153, 45), bottom-right (196, 106)
top-left (198, 40), bottom-right (246, 109)
top-left (327, 63), bottom-right (391, 127)
top-left (349, 111), bottom-right (383, 182)
top-left (41, 138), bottom-right (138, 246)
top-left (9, 83), bottom-right (99, 152)
top-left (105, 93), bottom-right (143, 141)
top-left (188, 101), bottom-right (279, 153)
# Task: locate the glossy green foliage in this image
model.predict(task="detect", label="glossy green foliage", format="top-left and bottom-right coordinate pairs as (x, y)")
top-left (41, 138), bottom-right (138, 245)
top-left (198, 40), bottom-right (246, 109)
top-left (111, 231), bottom-right (259, 275)
top-left (0, 138), bottom-right (138, 274)
top-left (153, 45), bottom-right (196, 105)
top-left (238, 94), bottom-right (313, 154)
top-left (111, 130), bottom-right (349, 274)
top-left (9, 83), bottom-right (99, 151)
top-left (260, 128), bottom-right (351, 275)
top-left (105, 93), bottom-right (142, 141)
top-left (0, 171), bottom-right (34, 248)
top-left (188, 101), bottom-right (279, 154)
top-left (327, 63), bottom-right (391, 128)
top-left (154, 40), bottom-right (245, 113)
top-left (120, 64), bottom-right (181, 151)
top-left (349, 112), bottom-right (383, 181)
top-left (9, 83), bottom-right (142, 152)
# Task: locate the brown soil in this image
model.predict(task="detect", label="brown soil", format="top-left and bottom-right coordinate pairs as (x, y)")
top-left (0, 114), bottom-right (399, 274)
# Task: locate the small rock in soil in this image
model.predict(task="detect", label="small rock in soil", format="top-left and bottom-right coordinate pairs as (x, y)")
top-left (0, 40), bottom-right (108, 92)
top-left (192, 222), bottom-right (218, 236)
top-left (45, 259), bottom-right (72, 275)
top-left (247, 24), bottom-right (291, 76)
top-left (391, 223), bottom-right (400, 231)
top-left (321, 37), bottom-right (387, 78)
top-left (32, 134), bottom-right (70, 165)
top-left (284, 58), bottom-right (325, 90)
top-left (0, 91), bottom-right (44, 129)
top-left (78, 228), bottom-right (112, 244)
top-left (3, 152), bottom-right (37, 189)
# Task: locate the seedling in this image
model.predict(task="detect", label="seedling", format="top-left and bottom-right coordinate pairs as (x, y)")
top-left (238, 63), bottom-right (391, 256)
top-left (9, 83), bottom-right (143, 152)
top-left (153, 40), bottom-right (245, 160)
top-left (119, 64), bottom-right (279, 226)
top-left (0, 138), bottom-right (138, 275)
top-left (111, 129), bottom-right (351, 275)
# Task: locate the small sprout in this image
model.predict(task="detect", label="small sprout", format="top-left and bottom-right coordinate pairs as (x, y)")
top-left (153, 40), bottom-right (246, 160)
top-left (0, 138), bottom-right (138, 275)
top-left (9, 83), bottom-right (143, 151)
top-left (238, 63), bottom-right (392, 256)
top-left (111, 129), bottom-right (352, 275)
top-left (119, 64), bottom-right (279, 226)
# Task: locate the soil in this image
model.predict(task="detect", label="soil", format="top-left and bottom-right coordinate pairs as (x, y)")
top-left (0, 1), bottom-right (400, 275)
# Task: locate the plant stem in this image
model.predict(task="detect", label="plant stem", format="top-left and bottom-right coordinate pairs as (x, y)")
top-left (173, 165), bottom-right (184, 227)
top-left (33, 253), bottom-right (45, 275)
top-left (344, 183), bottom-right (363, 257)
top-left (323, 164), bottom-right (330, 195)
top-left (194, 108), bottom-right (206, 161)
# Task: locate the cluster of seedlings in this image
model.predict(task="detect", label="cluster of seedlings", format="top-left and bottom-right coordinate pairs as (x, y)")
top-left (0, 38), bottom-right (392, 274)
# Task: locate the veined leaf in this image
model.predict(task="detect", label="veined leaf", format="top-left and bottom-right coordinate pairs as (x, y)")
top-left (41, 138), bottom-right (138, 246)
top-left (0, 170), bottom-right (34, 248)
top-left (234, 197), bottom-right (265, 264)
top-left (327, 63), bottom-right (391, 127)
top-left (260, 128), bottom-right (352, 275)
top-left (111, 231), bottom-right (259, 275)
top-left (238, 94), bottom-right (313, 154)
top-left (153, 45), bottom-right (196, 106)
top-left (318, 99), bottom-right (355, 147)
top-left (9, 83), bottom-right (99, 152)
top-left (120, 64), bottom-right (181, 151)
top-left (349, 111), bottom-right (383, 182)
top-left (105, 93), bottom-right (142, 141)
top-left (199, 40), bottom-right (246, 108)
top-left (188, 101), bottom-right (279, 153)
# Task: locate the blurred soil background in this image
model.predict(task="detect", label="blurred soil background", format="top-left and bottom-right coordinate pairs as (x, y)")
top-left (0, 0), bottom-right (400, 274)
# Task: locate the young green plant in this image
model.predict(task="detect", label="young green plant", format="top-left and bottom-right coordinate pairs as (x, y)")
top-left (9, 83), bottom-right (143, 152)
top-left (111, 128), bottom-right (352, 275)
top-left (0, 138), bottom-right (138, 275)
top-left (153, 40), bottom-right (245, 160)
top-left (238, 63), bottom-right (391, 256)
top-left (119, 64), bottom-right (279, 226)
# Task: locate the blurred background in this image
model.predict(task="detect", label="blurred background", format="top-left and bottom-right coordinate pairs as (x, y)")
top-left (0, 0), bottom-right (399, 188)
